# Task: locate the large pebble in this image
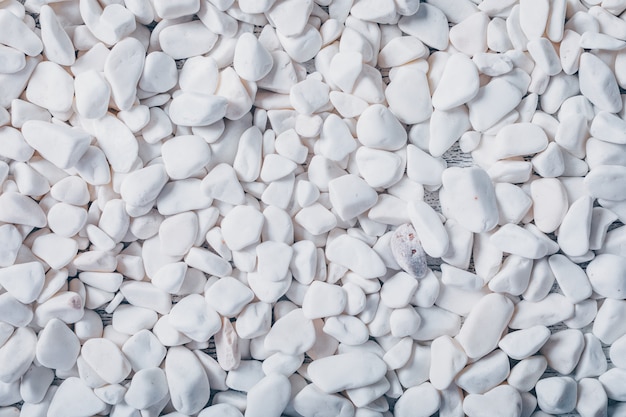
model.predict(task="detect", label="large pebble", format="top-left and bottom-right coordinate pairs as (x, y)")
top-left (456, 293), bottom-right (514, 359)
top-left (36, 318), bottom-right (81, 371)
top-left (81, 338), bottom-right (131, 384)
top-left (432, 53), bottom-right (480, 110)
top-left (356, 104), bottom-right (407, 151)
top-left (584, 165), bottom-right (626, 201)
top-left (536, 377), bottom-right (577, 414)
top-left (165, 346), bottom-right (211, 414)
top-left (264, 308), bottom-right (316, 355)
top-left (578, 52), bottom-right (622, 113)
top-left (0, 262), bottom-right (44, 304)
top-left (47, 377), bottom-right (107, 417)
top-left (325, 234), bottom-right (387, 279)
top-left (463, 385), bottom-right (523, 417)
top-left (124, 368), bottom-right (168, 410)
top-left (394, 382), bottom-right (441, 417)
top-left (307, 351), bottom-right (387, 393)
top-left (21, 121), bottom-right (91, 169)
top-left (440, 167), bottom-right (499, 233)
top-left (386, 68), bottom-right (432, 124)
top-left (245, 374), bottom-right (291, 417)
top-left (0, 328), bottom-right (36, 383)
top-left (328, 174), bottom-right (377, 221)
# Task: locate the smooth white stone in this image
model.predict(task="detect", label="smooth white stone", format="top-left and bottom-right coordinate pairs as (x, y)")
top-left (290, 240), bottom-right (317, 285)
top-left (487, 254), bottom-right (532, 296)
top-left (441, 219), bottom-right (474, 270)
top-left (158, 212), bottom-right (197, 257)
top-left (548, 254), bottom-right (592, 303)
top-left (510, 293), bottom-right (574, 329)
top-left (440, 167), bottom-right (499, 233)
top-left (245, 374), bottom-right (291, 417)
top-left (74, 71), bottom-right (110, 120)
top-left (593, 298), bottom-right (626, 344)
top-left (530, 178), bottom-right (568, 233)
top-left (493, 122), bottom-right (548, 160)
top-left (205, 277), bottom-right (254, 317)
top-left (159, 20), bottom-right (218, 60)
top-left (124, 368), bottom-right (168, 410)
top-left (610, 333), bottom-right (626, 369)
top-left (138, 51), bottom-right (177, 94)
top-left (120, 281), bottom-right (172, 314)
top-left (0, 10), bottom-right (42, 56)
top-left (325, 234), bottom-right (386, 279)
top-left (290, 78), bottom-right (330, 115)
top-left (302, 281), bottom-right (347, 319)
top-left (81, 338), bottom-right (131, 384)
top-left (308, 351), bottom-right (387, 393)
top-left (292, 383), bottom-right (355, 417)
top-left (295, 202), bottom-right (337, 235)
top-left (168, 294), bottom-right (221, 342)
top-left (380, 271), bottom-right (418, 309)
top-left (225, 359), bottom-right (263, 391)
top-left (121, 330), bottom-right (167, 372)
top-left (169, 93), bottom-right (228, 127)
top-left (577, 378), bottom-right (608, 417)
top-left (24, 61), bottom-right (73, 113)
top-left (406, 144), bottom-right (446, 187)
top-left (498, 326), bottom-right (551, 360)
top-left (165, 346), bottom-right (211, 415)
top-left (265, 308), bottom-right (315, 355)
top-left (398, 3), bottom-right (449, 50)
top-left (410, 304), bottom-right (460, 341)
top-left (455, 349), bottom-right (510, 394)
top-left (179, 56), bottom-right (219, 96)
top-left (162, 135), bottom-right (211, 180)
top-left (429, 336), bottom-right (468, 390)
top-left (578, 52), bottom-right (622, 112)
top-left (328, 175), bottom-right (378, 220)
top-left (47, 377), bottom-right (106, 417)
top-left (586, 254), bottom-right (626, 298)
top-left (575, 333), bottom-right (607, 380)
top-left (536, 377), bottom-right (577, 414)
top-left (32, 233), bottom-right (78, 270)
top-left (221, 205), bottom-right (264, 251)
top-left (495, 183), bottom-right (531, 225)
top-left (20, 364), bottom-right (54, 404)
top-left (378, 36), bottom-right (428, 67)
top-left (449, 12), bottom-right (489, 56)
top-left (21, 121), bottom-right (91, 169)
top-left (600, 368), bottom-right (626, 401)
top-left (407, 201), bottom-right (449, 258)
top-left (432, 54), bottom-right (479, 110)
top-left (539, 329), bottom-right (584, 375)
top-left (585, 165), bottom-right (626, 201)
top-left (590, 111), bottom-right (626, 145)
top-left (386, 67), bottom-right (432, 125)
top-left (0, 327), bottom-right (36, 383)
top-left (323, 315), bottom-right (369, 345)
top-left (276, 24), bottom-right (322, 63)
top-left (355, 147), bottom-right (404, 189)
top-left (490, 223), bottom-right (548, 259)
top-left (92, 114), bottom-right (138, 174)
top-left (557, 195), bottom-right (593, 257)
top-left (463, 385), bottom-right (522, 417)
top-left (467, 79), bottom-right (522, 132)
top-left (317, 114), bottom-right (357, 161)
top-left (356, 104), bottom-right (407, 150)
top-left (508, 355), bottom-right (547, 392)
top-left (395, 382), bottom-right (441, 417)
top-left (256, 241), bottom-right (293, 282)
top-left (0, 261), bottom-right (44, 304)
top-left (455, 293), bottom-right (514, 360)
top-left (185, 246), bottom-right (232, 277)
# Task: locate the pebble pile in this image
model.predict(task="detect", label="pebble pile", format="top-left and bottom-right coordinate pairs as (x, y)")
top-left (0, 0), bottom-right (626, 416)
